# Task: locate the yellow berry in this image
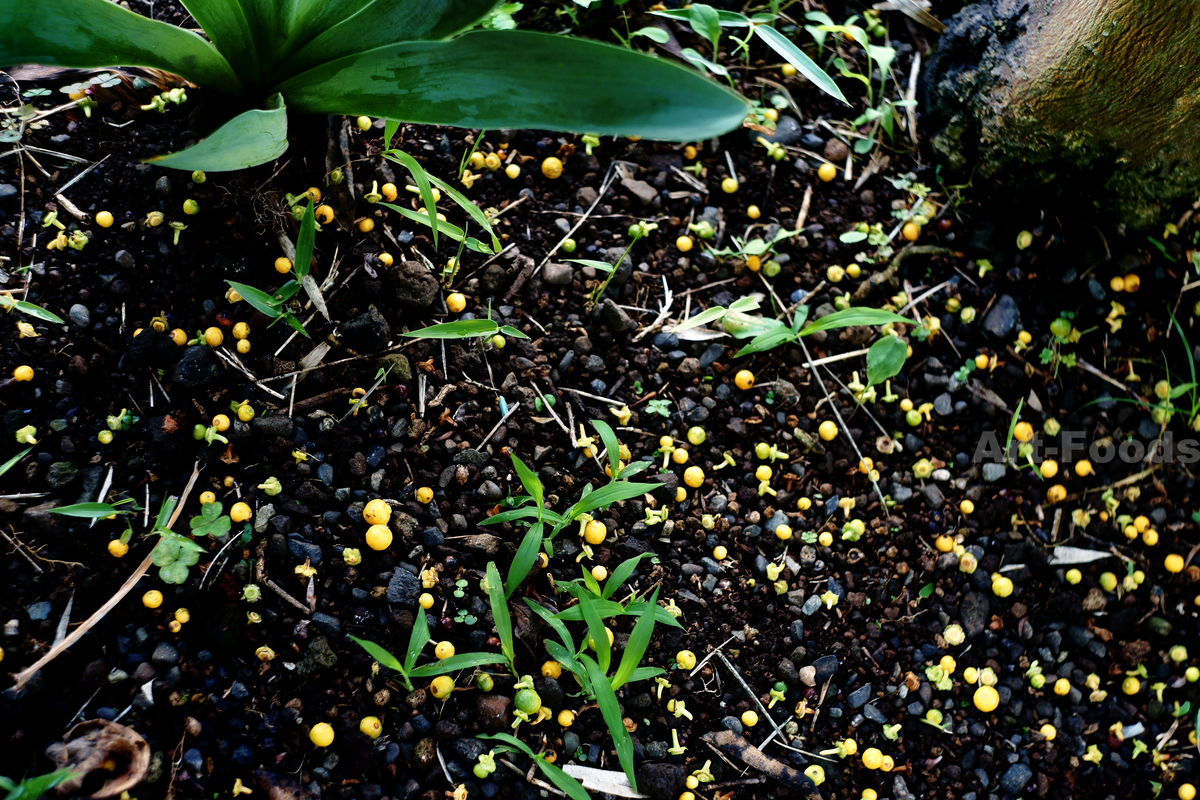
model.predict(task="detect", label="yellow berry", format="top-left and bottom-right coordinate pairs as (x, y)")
top-left (1040, 459), bottom-right (1059, 478)
top-left (902, 222), bottom-right (920, 242)
top-left (591, 565), bottom-right (608, 581)
top-left (558, 709), bottom-right (575, 727)
top-left (230, 502), bottom-right (252, 523)
top-left (309, 722), bottom-right (335, 747)
top-left (95, 210), bottom-right (114, 228)
top-left (1039, 724), bottom-right (1056, 741)
top-left (236, 339), bottom-right (251, 354)
top-left (817, 162), bottom-right (837, 182)
top-left (199, 491), bottom-right (216, 505)
top-left (356, 116), bottom-right (372, 131)
top-left (1053, 678), bottom-right (1070, 695)
top-left (776, 524), bottom-right (793, 541)
top-left (781, 63), bottom-right (797, 77)
top-left (358, 217), bottom-right (375, 233)
top-left (818, 420), bottom-right (838, 441)
top-left (366, 524), bottom-right (393, 550)
top-left (315, 205), bottom-right (334, 224)
top-left (435, 641), bottom-right (455, 660)
top-left (380, 183), bottom-right (397, 202)
top-left (419, 593), bottom-right (434, 609)
top-left (1180, 784), bottom-right (1196, 800)
top-left (797, 498), bottom-right (812, 511)
top-left (683, 466), bottom-right (705, 488)
top-left (108, 539), bottom-right (129, 558)
top-left (935, 535), bottom-right (955, 553)
top-left (676, 235), bottom-right (693, 252)
top-left (672, 448), bottom-right (688, 465)
top-left (232, 322), bottom-right (251, 340)
top-left (1065, 569), bottom-right (1082, 584)
top-left (974, 354), bottom-right (989, 370)
top-left (170, 328), bottom-right (188, 346)
top-left (747, 255), bottom-right (762, 272)
top-left (541, 661), bottom-right (563, 679)
top-left (1110, 276), bottom-right (1125, 292)
top-left (379, 252), bottom-right (394, 267)
top-left (212, 414), bottom-right (231, 432)
top-left (747, 205), bottom-right (761, 219)
top-left (713, 545), bottom-right (728, 561)
top-left (992, 576), bottom-right (1014, 598)
top-left (447, 293), bottom-right (467, 313)
top-left (584, 520), bottom-right (607, 545)
top-left (1165, 554), bottom-right (1185, 573)
top-left (274, 257), bottom-right (292, 274)
top-left (721, 177), bottom-right (738, 193)
top-left (735, 370), bottom-right (755, 390)
top-left (683, 145), bottom-right (697, 160)
top-left (676, 650), bottom-right (697, 670)
top-left (505, 164), bottom-right (520, 179)
top-left (430, 675), bottom-right (455, 699)
top-left (1099, 572), bottom-right (1118, 591)
top-left (142, 590), bottom-right (163, 609)
top-left (542, 157), bottom-right (564, 179)
top-left (13, 365), bottom-right (34, 382)
top-left (959, 499), bottom-right (975, 515)
top-left (741, 710), bottom-right (758, 727)
top-left (755, 465), bottom-right (772, 481)
top-left (1046, 484), bottom-right (1066, 503)
top-left (1013, 422), bottom-right (1034, 442)
top-left (363, 498), bottom-right (391, 525)
top-left (1124, 274), bottom-right (1141, 292)
top-left (861, 748), bottom-right (883, 770)
top-left (1018, 330), bottom-right (1032, 344)
top-left (1143, 529), bottom-right (1159, 546)
top-left (237, 404), bottom-right (255, 422)
top-left (818, 531), bottom-right (833, 547)
top-left (973, 685), bottom-right (999, 712)
top-left (1122, 676), bottom-right (1140, 694)
top-left (416, 487), bottom-right (434, 504)
top-left (1074, 459), bottom-right (1094, 476)
top-left (359, 716), bottom-right (382, 739)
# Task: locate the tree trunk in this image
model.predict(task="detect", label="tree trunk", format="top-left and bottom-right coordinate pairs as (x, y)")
top-left (922, 0), bottom-right (1200, 227)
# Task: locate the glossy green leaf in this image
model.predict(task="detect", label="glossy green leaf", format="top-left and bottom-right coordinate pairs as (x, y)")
top-left (591, 419), bottom-right (622, 480)
top-left (47, 502), bottom-right (126, 519)
top-left (0, 446), bottom-right (34, 480)
top-left (651, 9), bottom-right (751, 26)
top-left (798, 307), bottom-right (912, 336)
top-left (479, 506), bottom-right (546, 526)
top-left (754, 25), bottom-right (847, 105)
top-left (582, 566), bottom-right (603, 597)
top-left (624, 600), bottom-right (685, 630)
top-left (277, 31), bottom-right (748, 142)
top-left (0, 295), bottom-right (65, 324)
top-left (2, 768), bottom-right (78, 800)
top-left (226, 281), bottom-right (283, 320)
top-left (405, 609), bottom-right (432, 674)
top-left (383, 119), bottom-right (400, 150)
top-left (146, 93), bottom-right (287, 171)
top-left (264, 0), bottom-right (501, 82)
top-left (564, 481), bottom-right (657, 525)
top-left (632, 27), bottom-right (671, 44)
top-left (544, 640), bottom-right (590, 692)
top-left (351, 636), bottom-right (406, 675)
top-left (566, 258), bottom-right (615, 274)
top-left (535, 757), bottom-right (593, 800)
top-left (627, 666), bottom-right (665, 683)
top-left (402, 319), bottom-right (498, 339)
top-left (409, 652), bottom-right (510, 677)
top-left (687, 4), bottom-right (722, 53)
top-left (293, 199), bottom-right (315, 279)
top-left (554, 598), bottom-right (625, 622)
top-left (612, 587), bottom-right (658, 690)
top-left (176, 0), bottom-right (261, 85)
top-left (734, 328), bottom-right (798, 357)
top-left (602, 553), bottom-right (658, 600)
top-left (510, 452), bottom-right (543, 521)
top-left (582, 654), bottom-right (637, 790)
top-left (386, 149), bottom-right (440, 248)
top-left (485, 562), bottom-right (515, 666)
top-left (570, 587), bottom-right (611, 674)
top-left (866, 335), bottom-right (908, 387)
top-left (422, 171), bottom-right (501, 252)
top-left (379, 202), bottom-right (492, 254)
top-left (0, 0), bottom-right (242, 96)
top-left (505, 523), bottom-right (543, 598)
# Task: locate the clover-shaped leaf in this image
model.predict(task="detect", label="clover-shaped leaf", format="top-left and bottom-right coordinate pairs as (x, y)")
top-left (160, 561), bottom-right (189, 584)
top-left (151, 539), bottom-right (181, 567)
top-left (190, 502), bottom-right (232, 538)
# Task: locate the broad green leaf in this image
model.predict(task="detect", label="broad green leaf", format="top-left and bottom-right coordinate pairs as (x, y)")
top-left (505, 523), bottom-right (543, 598)
top-left (498, 325), bottom-right (530, 340)
top-left (2, 768), bottom-right (78, 800)
top-left (485, 562), bottom-right (515, 666)
top-left (0, 295), bottom-right (65, 324)
top-left (146, 94), bottom-right (287, 171)
top-left (402, 319), bottom-right (498, 339)
top-left (293, 199), bottom-right (315, 279)
top-left (570, 587), bottom-right (611, 673)
top-left (754, 25), bottom-right (847, 105)
top-left (510, 452), bottom-right (543, 520)
top-left (581, 654), bottom-right (637, 791)
top-left (535, 758), bottom-right (593, 800)
top-left (591, 419), bottom-right (622, 480)
top-left (226, 281), bottom-right (283, 320)
top-left (729, 296), bottom-right (761, 313)
top-left (679, 47), bottom-right (728, 77)
top-left (275, 279), bottom-right (303, 303)
top-left (350, 636), bottom-right (405, 674)
top-left (687, 4), bottom-right (722, 53)
top-left (386, 150), bottom-right (441, 248)
top-left (602, 553), bottom-right (658, 600)
top-left (627, 666), bottom-right (665, 683)
top-left (798, 307), bottom-right (911, 336)
top-left (0, 446), bottom-right (34, 479)
top-left (615, 461), bottom-right (654, 480)
top-left (47, 503), bottom-right (124, 519)
top-left (409, 652), bottom-right (509, 677)
top-left (840, 231), bottom-right (869, 243)
top-left (734, 328), bottom-right (797, 357)
top-left (406, 609), bottom-right (432, 674)
top-left (0, 0), bottom-right (242, 96)
top-left (565, 481), bottom-right (657, 523)
top-left (175, 0), bottom-right (261, 85)
top-left (277, 31), bottom-right (749, 142)
top-left (612, 587), bottom-right (658, 690)
top-left (866, 335), bottom-right (908, 387)
top-left (265, 0), bottom-right (503, 81)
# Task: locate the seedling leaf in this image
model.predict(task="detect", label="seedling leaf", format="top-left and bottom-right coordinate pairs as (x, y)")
top-left (485, 562), bottom-right (515, 667)
top-left (611, 587), bottom-right (658, 690)
top-left (405, 610), bottom-right (432, 674)
top-left (582, 654), bottom-right (637, 791)
top-left (866, 335), bottom-right (908, 387)
top-left (351, 636), bottom-right (404, 674)
top-left (505, 522), bottom-right (544, 598)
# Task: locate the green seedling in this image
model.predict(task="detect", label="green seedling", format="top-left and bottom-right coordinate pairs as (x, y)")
top-left (479, 733), bottom-right (592, 800)
top-left (352, 610), bottom-right (506, 693)
top-left (0, 293), bottom-right (65, 325)
top-left (0, 768), bottom-right (79, 800)
top-left (227, 199), bottom-right (317, 337)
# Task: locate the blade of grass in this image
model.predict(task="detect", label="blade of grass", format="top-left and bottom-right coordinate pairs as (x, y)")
top-left (424, 171), bottom-right (501, 251)
top-left (350, 635), bottom-right (405, 674)
top-left (591, 419), bottom-right (621, 479)
top-left (510, 452), bottom-right (543, 521)
top-left (486, 562), bottom-right (515, 667)
top-left (582, 653), bottom-right (637, 790)
top-left (535, 757), bottom-right (593, 800)
top-left (570, 586), bottom-right (610, 673)
top-left (611, 587), bottom-right (658, 690)
top-left (405, 609), bottom-right (432, 674)
top-left (47, 502), bottom-right (126, 519)
top-left (601, 553), bottom-right (658, 600)
top-left (386, 150), bottom-right (440, 248)
top-left (505, 522), bottom-right (543, 598)
top-left (409, 652), bottom-right (509, 677)
top-left (0, 445), bottom-right (34, 479)
top-left (293, 199), bottom-right (315, 279)
top-left (525, 599), bottom-right (578, 655)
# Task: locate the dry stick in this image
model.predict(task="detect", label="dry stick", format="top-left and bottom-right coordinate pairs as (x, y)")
top-left (11, 461), bottom-right (202, 690)
top-left (255, 539), bottom-right (310, 614)
top-left (532, 162), bottom-right (619, 281)
top-left (795, 185), bottom-right (813, 231)
top-left (1075, 358), bottom-right (1135, 395)
top-left (710, 652), bottom-right (785, 757)
top-left (0, 527), bottom-right (42, 573)
top-left (213, 348), bottom-right (287, 400)
top-left (798, 338), bottom-right (888, 509)
top-left (559, 386), bottom-right (623, 407)
top-left (853, 246), bottom-right (959, 301)
top-left (822, 367), bottom-right (898, 447)
top-left (477, 402), bottom-right (518, 450)
top-left (1062, 464), bottom-right (1160, 503)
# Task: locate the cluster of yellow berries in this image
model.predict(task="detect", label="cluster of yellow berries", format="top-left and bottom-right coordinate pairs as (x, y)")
top-left (364, 498), bottom-right (393, 551)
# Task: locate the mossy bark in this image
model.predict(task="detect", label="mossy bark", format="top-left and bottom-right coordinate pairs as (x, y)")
top-left (923, 0), bottom-right (1200, 228)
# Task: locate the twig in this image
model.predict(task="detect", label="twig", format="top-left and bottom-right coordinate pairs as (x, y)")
top-left (213, 347), bottom-right (287, 400)
top-left (533, 162), bottom-right (619, 281)
top-left (478, 402), bottom-right (518, 449)
top-left (0, 527), bottom-right (42, 573)
top-left (11, 461), bottom-right (202, 690)
top-left (1076, 358), bottom-right (1136, 395)
top-left (794, 185), bottom-right (813, 231)
top-left (853, 246), bottom-right (959, 300)
top-left (254, 539), bottom-right (310, 614)
top-left (559, 386), bottom-right (623, 407)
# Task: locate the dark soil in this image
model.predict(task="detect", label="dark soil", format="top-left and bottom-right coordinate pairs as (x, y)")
top-left (2, 4), bottom-right (1199, 800)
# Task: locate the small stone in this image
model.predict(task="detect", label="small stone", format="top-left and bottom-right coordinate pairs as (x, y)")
top-left (477, 480), bottom-right (503, 502)
top-left (999, 764), bottom-right (1032, 794)
top-left (297, 636), bottom-right (338, 677)
top-left (982, 294), bottom-right (1020, 338)
top-left (340, 307), bottom-right (391, 352)
top-left (621, 178), bottom-right (658, 205)
top-left (636, 763), bottom-right (686, 800)
top-left (68, 304), bottom-right (90, 328)
top-left (848, 684), bottom-right (872, 708)
top-left (386, 568), bottom-right (421, 604)
top-left (801, 595), bottom-right (822, 615)
top-left (543, 263), bottom-right (574, 285)
top-left (172, 346), bottom-right (223, 388)
top-left (45, 461), bottom-right (78, 490)
top-left (602, 298), bottom-right (635, 333)
top-left (0, 184), bottom-right (17, 201)
top-left (462, 534), bottom-right (501, 555)
top-left (982, 463), bottom-right (1006, 482)
top-left (921, 483), bottom-right (945, 508)
top-left (381, 261), bottom-right (440, 309)
top-left (26, 601), bottom-right (52, 621)
top-left (798, 666), bottom-right (817, 687)
top-left (863, 703), bottom-right (887, 724)
top-left (933, 393), bottom-right (953, 416)
top-left (151, 642), bottom-right (180, 667)
top-left (813, 654), bottom-right (839, 683)
top-left (962, 591), bottom-right (989, 637)
top-left (312, 612), bottom-right (342, 638)
top-left (823, 138), bottom-right (850, 161)
top-left (750, 116), bottom-right (802, 146)
top-left (476, 694), bottom-right (513, 732)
